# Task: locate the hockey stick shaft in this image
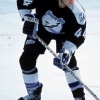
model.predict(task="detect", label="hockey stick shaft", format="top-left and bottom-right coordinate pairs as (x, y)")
top-left (24, 16), bottom-right (100, 99)
top-left (35, 34), bottom-right (100, 100)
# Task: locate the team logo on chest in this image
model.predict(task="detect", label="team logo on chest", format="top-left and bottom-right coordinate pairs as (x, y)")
top-left (42, 10), bottom-right (65, 34)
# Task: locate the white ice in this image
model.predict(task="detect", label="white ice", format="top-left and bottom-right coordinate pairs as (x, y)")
top-left (0, 0), bottom-right (100, 100)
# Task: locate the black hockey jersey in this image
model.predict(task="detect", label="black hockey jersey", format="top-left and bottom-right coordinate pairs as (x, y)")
top-left (17, 0), bottom-right (86, 51)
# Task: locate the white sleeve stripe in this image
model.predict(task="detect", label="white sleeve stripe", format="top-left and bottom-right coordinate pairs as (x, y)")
top-left (69, 0), bottom-right (86, 25)
top-left (62, 40), bottom-right (77, 53)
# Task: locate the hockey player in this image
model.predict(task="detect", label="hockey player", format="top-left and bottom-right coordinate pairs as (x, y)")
top-left (17, 0), bottom-right (86, 100)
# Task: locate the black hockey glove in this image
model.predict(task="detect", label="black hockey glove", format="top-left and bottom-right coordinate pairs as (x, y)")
top-left (53, 48), bottom-right (72, 69)
top-left (23, 14), bottom-right (39, 39)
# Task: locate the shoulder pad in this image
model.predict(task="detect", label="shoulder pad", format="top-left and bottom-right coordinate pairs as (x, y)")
top-left (74, 12), bottom-right (86, 25)
top-left (69, 1), bottom-right (86, 25)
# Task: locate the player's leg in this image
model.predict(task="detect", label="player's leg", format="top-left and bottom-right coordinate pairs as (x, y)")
top-left (65, 55), bottom-right (85, 100)
top-left (56, 35), bottom-right (85, 100)
top-left (19, 50), bottom-right (42, 93)
top-left (18, 33), bottom-right (51, 100)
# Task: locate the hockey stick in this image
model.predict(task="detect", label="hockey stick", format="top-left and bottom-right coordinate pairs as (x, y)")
top-left (24, 17), bottom-right (100, 100)
top-left (35, 34), bottom-right (100, 100)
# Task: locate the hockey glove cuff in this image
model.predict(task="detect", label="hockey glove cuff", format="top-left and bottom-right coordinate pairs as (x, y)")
top-left (23, 14), bottom-right (39, 39)
top-left (53, 48), bottom-right (72, 69)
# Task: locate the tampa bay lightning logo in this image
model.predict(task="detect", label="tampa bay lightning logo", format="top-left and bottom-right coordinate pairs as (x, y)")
top-left (42, 10), bottom-right (65, 34)
top-left (79, 12), bottom-right (85, 22)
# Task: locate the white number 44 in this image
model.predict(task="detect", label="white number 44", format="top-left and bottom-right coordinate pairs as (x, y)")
top-left (23, 0), bottom-right (33, 6)
top-left (74, 28), bottom-right (86, 38)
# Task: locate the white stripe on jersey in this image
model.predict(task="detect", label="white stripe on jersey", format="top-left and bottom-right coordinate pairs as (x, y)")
top-left (62, 40), bottom-right (77, 53)
top-left (19, 9), bottom-right (32, 20)
top-left (69, 0), bottom-right (86, 25)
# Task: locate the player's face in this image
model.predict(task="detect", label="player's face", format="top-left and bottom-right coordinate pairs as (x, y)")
top-left (59, 0), bottom-right (75, 7)
top-left (65, 0), bottom-right (75, 6)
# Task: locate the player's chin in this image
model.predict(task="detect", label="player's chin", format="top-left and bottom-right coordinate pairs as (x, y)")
top-left (67, 2), bottom-right (74, 6)
top-left (69, 3), bottom-right (73, 6)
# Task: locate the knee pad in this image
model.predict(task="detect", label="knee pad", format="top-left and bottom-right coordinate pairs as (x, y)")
top-left (19, 50), bottom-right (39, 71)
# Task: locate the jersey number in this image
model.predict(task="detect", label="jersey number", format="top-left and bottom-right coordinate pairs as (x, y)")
top-left (23, 0), bottom-right (33, 6)
top-left (74, 28), bottom-right (86, 38)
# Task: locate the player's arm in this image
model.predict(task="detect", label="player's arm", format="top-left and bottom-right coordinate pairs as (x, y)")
top-left (53, 12), bottom-right (86, 69)
top-left (17, 0), bottom-right (46, 21)
top-left (17, 0), bottom-right (47, 38)
top-left (63, 23), bottom-right (86, 53)
top-left (53, 23), bottom-right (86, 69)
top-left (63, 12), bottom-right (86, 52)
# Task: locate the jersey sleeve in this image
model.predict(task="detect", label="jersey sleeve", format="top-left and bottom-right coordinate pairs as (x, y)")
top-left (17, 0), bottom-right (46, 21)
top-left (62, 14), bottom-right (86, 53)
top-left (62, 1), bottom-right (86, 53)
